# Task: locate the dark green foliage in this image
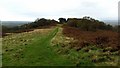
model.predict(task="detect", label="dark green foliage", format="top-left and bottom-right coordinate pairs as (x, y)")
top-left (2, 25), bottom-right (10, 33)
top-left (67, 16), bottom-right (114, 31)
top-left (35, 18), bottom-right (49, 26)
top-left (67, 18), bottom-right (79, 27)
top-left (58, 18), bottom-right (67, 24)
top-left (22, 18), bottom-right (58, 29)
top-left (2, 25), bottom-right (11, 36)
top-left (76, 59), bottom-right (95, 66)
top-left (2, 18), bottom-right (58, 36)
top-left (106, 24), bottom-right (113, 30)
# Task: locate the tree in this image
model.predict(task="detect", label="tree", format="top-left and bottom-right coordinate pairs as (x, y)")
top-left (58, 18), bottom-right (66, 24)
top-left (66, 16), bottom-right (114, 31)
top-left (67, 18), bottom-right (79, 27)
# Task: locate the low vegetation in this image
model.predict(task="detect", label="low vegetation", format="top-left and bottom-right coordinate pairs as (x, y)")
top-left (51, 25), bottom-right (119, 66)
top-left (3, 27), bottom-right (75, 66)
top-left (62, 25), bottom-right (119, 51)
top-left (2, 16), bottom-right (119, 66)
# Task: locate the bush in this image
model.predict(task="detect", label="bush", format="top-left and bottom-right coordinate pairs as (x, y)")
top-left (66, 16), bottom-right (114, 31)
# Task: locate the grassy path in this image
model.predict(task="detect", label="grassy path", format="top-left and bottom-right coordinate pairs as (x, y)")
top-left (3, 27), bottom-right (73, 66)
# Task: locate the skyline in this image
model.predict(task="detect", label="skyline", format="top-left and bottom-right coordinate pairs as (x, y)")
top-left (0, 0), bottom-right (119, 21)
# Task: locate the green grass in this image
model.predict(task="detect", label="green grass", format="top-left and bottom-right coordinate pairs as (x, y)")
top-left (2, 26), bottom-right (119, 66)
top-left (2, 27), bottom-right (73, 66)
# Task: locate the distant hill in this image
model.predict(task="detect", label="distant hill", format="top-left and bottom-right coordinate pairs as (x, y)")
top-left (103, 20), bottom-right (118, 26)
top-left (1, 21), bottom-right (32, 28)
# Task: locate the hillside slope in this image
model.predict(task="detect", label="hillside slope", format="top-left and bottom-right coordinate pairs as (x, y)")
top-left (2, 26), bottom-right (73, 66)
top-left (2, 25), bottom-right (119, 66)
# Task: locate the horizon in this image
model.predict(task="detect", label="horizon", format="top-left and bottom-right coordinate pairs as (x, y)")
top-left (1, 18), bottom-right (118, 26)
top-left (1, 18), bottom-right (118, 22)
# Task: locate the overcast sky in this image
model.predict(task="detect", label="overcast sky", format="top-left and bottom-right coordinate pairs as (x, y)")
top-left (0, 0), bottom-right (119, 21)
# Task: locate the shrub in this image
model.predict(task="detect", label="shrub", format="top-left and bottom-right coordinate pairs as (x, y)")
top-left (62, 26), bottom-right (118, 50)
top-left (66, 16), bottom-right (114, 31)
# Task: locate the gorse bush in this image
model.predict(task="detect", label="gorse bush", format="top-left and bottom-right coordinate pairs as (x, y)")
top-left (66, 16), bottom-right (113, 31)
top-left (22, 18), bottom-right (58, 29)
top-left (2, 18), bottom-right (58, 36)
top-left (58, 18), bottom-right (67, 24)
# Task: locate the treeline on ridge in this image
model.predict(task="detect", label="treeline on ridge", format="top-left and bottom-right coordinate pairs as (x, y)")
top-left (2, 18), bottom-right (58, 36)
top-left (2, 16), bottom-right (119, 36)
top-left (59, 16), bottom-right (117, 31)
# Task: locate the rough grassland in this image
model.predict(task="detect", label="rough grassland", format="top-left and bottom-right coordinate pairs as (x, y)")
top-left (2, 25), bottom-right (119, 66)
top-left (2, 27), bottom-right (73, 66)
top-left (51, 26), bottom-right (119, 66)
